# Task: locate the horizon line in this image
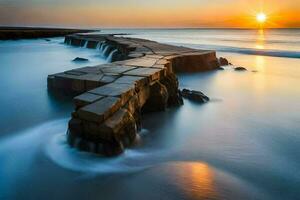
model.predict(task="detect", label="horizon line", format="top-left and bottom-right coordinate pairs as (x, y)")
top-left (1, 25), bottom-right (300, 30)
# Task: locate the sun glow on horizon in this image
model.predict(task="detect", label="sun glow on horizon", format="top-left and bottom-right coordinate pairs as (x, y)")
top-left (256, 13), bottom-right (267, 23)
top-left (0, 1), bottom-right (299, 28)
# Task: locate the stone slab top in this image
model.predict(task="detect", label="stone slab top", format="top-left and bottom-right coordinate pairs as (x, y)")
top-left (74, 92), bottom-right (105, 108)
top-left (123, 67), bottom-right (164, 82)
top-left (65, 33), bottom-right (215, 57)
top-left (78, 96), bottom-right (122, 123)
top-left (113, 75), bottom-right (148, 88)
top-left (89, 82), bottom-right (135, 100)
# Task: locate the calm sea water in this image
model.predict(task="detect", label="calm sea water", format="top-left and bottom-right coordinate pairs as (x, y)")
top-left (0, 29), bottom-right (299, 200)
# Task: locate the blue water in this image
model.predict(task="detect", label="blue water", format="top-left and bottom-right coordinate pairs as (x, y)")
top-left (0, 29), bottom-right (299, 200)
top-left (0, 38), bottom-right (106, 136)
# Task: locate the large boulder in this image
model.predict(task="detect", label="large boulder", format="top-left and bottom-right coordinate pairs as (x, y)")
top-left (181, 89), bottom-right (209, 103)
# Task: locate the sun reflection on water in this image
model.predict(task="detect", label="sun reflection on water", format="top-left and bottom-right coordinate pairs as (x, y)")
top-left (255, 29), bottom-right (265, 49)
top-left (255, 55), bottom-right (266, 72)
top-left (169, 162), bottom-right (218, 200)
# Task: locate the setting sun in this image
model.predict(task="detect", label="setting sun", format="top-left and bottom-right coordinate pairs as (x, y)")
top-left (257, 13), bottom-right (267, 23)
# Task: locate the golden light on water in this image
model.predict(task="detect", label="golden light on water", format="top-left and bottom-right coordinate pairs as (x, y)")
top-left (169, 162), bottom-right (218, 199)
top-left (255, 29), bottom-right (265, 49)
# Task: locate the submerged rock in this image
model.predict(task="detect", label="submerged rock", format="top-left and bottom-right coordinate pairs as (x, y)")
top-left (181, 89), bottom-right (209, 103)
top-left (73, 57), bottom-right (89, 62)
top-left (218, 57), bottom-right (229, 66)
top-left (218, 67), bottom-right (225, 70)
top-left (234, 67), bottom-right (247, 71)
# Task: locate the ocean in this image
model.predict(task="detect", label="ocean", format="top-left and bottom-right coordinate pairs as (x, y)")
top-left (0, 29), bottom-right (299, 200)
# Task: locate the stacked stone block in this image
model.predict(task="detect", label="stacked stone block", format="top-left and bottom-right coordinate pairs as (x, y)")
top-left (48, 33), bottom-right (219, 156)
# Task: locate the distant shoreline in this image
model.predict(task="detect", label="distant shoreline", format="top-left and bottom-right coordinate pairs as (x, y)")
top-left (0, 27), bottom-right (95, 40)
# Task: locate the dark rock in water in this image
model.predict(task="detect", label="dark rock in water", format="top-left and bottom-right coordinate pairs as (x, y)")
top-left (45, 39), bottom-right (51, 42)
top-left (219, 57), bottom-right (229, 66)
top-left (181, 89), bottom-right (209, 103)
top-left (235, 67), bottom-right (247, 71)
top-left (252, 70), bottom-right (258, 73)
top-left (218, 67), bottom-right (225, 70)
top-left (229, 62), bottom-right (233, 65)
top-left (73, 57), bottom-right (89, 62)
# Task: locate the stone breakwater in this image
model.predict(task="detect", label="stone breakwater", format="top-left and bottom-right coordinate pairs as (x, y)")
top-left (48, 33), bottom-right (219, 156)
top-left (0, 27), bottom-right (93, 40)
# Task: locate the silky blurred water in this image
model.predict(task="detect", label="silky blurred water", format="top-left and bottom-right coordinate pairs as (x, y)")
top-left (0, 30), bottom-right (299, 200)
top-left (0, 38), bottom-right (106, 136)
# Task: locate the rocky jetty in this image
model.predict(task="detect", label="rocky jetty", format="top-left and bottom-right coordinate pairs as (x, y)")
top-left (48, 33), bottom-right (220, 156)
top-left (181, 89), bottom-right (210, 103)
top-left (0, 27), bottom-right (93, 40)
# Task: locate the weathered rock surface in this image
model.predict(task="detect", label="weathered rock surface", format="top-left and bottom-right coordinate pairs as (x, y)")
top-left (160, 73), bottom-right (184, 106)
top-left (181, 89), bottom-right (210, 103)
top-left (142, 82), bottom-right (168, 113)
top-left (219, 57), bottom-right (229, 66)
top-left (48, 33), bottom-right (220, 156)
top-left (74, 93), bottom-right (104, 109)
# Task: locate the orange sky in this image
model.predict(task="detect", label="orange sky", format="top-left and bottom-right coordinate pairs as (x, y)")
top-left (0, 0), bottom-right (299, 28)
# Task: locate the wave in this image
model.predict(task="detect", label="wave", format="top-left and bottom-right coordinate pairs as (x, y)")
top-left (0, 118), bottom-right (168, 175)
top-left (45, 132), bottom-right (156, 174)
top-left (171, 42), bottom-right (300, 59)
top-left (0, 119), bottom-right (68, 197)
